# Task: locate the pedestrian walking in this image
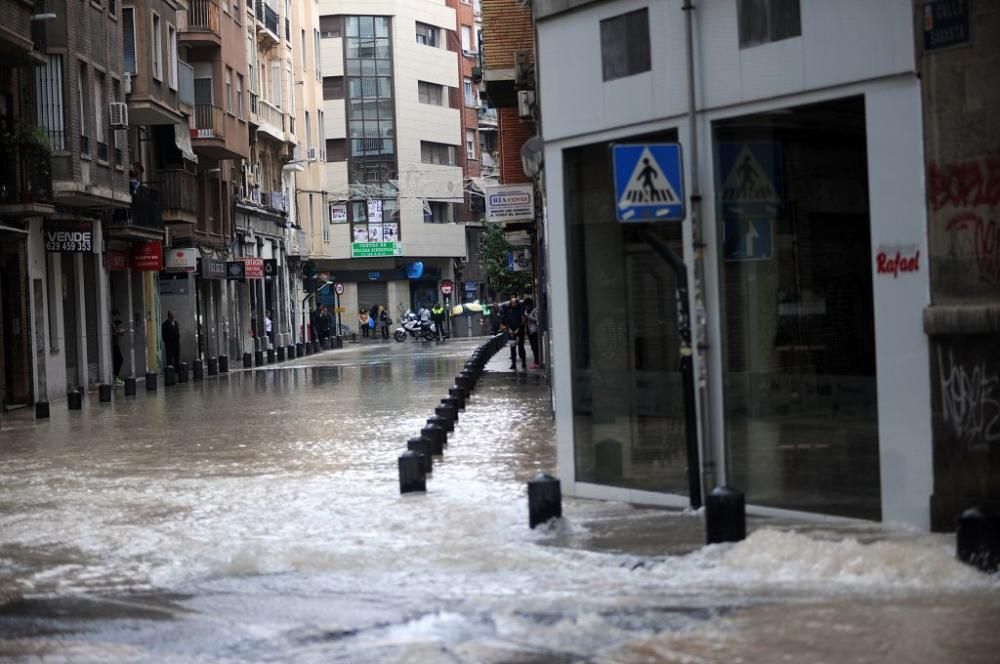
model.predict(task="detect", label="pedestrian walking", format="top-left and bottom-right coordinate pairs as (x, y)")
top-left (111, 310), bottom-right (125, 385)
top-left (525, 298), bottom-right (540, 369)
top-left (499, 295), bottom-right (527, 371)
top-left (317, 306), bottom-right (332, 341)
top-left (359, 308), bottom-right (370, 338)
top-left (264, 311), bottom-right (273, 349)
top-left (378, 305), bottom-right (390, 339)
top-left (162, 310), bottom-right (181, 369)
top-left (431, 302), bottom-right (446, 341)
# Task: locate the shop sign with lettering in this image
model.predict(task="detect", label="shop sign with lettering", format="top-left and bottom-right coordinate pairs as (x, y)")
top-left (876, 244), bottom-right (921, 278)
top-left (200, 257), bottom-right (228, 280)
top-left (243, 257), bottom-right (265, 279)
top-left (485, 184), bottom-right (535, 222)
top-left (263, 258), bottom-right (278, 278)
top-left (107, 250), bottom-right (129, 272)
top-left (131, 241), bottom-right (163, 271)
top-left (165, 248), bottom-right (198, 272)
top-left (351, 241), bottom-right (403, 258)
top-left (45, 221), bottom-right (95, 253)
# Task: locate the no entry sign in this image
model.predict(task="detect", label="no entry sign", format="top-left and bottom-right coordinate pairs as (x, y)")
top-left (440, 279), bottom-right (454, 296)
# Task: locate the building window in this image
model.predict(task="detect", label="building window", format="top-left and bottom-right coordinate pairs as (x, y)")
top-left (112, 79), bottom-right (122, 166)
top-left (466, 129), bottom-right (476, 160)
top-left (424, 201), bottom-right (454, 224)
top-left (415, 21), bottom-right (437, 47)
top-left (418, 80), bottom-right (443, 106)
top-left (94, 71), bottom-right (106, 161)
top-left (36, 54), bottom-right (65, 151)
top-left (236, 73), bottom-right (244, 118)
top-left (78, 62), bottom-right (89, 156)
top-left (737, 0), bottom-right (801, 49)
top-left (301, 29), bottom-right (308, 71)
top-left (326, 138), bottom-right (346, 161)
top-left (323, 76), bottom-right (344, 100)
top-left (599, 8), bottom-right (650, 81)
top-left (318, 110), bottom-right (325, 159)
top-left (421, 141), bottom-right (457, 166)
top-left (461, 25), bottom-right (472, 52)
top-left (314, 29), bottom-right (322, 80)
top-left (167, 24), bottom-right (178, 90)
top-left (320, 15), bottom-right (342, 38)
top-left (463, 78), bottom-right (476, 107)
top-left (122, 8), bottom-right (137, 74)
top-left (305, 109), bottom-right (312, 155)
top-left (225, 67), bottom-right (233, 113)
top-left (151, 12), bottom-right (163, 81)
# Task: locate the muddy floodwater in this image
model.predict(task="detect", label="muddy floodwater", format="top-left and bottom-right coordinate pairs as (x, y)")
top-left (1, 340), bottom-right (998, 662)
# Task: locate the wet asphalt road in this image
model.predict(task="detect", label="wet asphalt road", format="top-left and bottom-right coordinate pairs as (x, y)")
top-left (1, 338), bottom-right (999, 663)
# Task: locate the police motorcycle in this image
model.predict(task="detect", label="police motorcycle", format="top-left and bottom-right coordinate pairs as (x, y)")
top-left (394, 310), bottom-right (435, 342)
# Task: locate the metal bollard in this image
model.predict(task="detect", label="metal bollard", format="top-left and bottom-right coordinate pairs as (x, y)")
top-left (436, 402), bottom-right (458, 424)
top-left (295, 343), bottom-right (304, 358)
top-left (177, 362), bottom-right (189, 383)
top-left (67, 390), bottom-right (82, 410)
top-left (191, 360), bottom-right (204, 381)
top-left (957, 506), bottom-right (1000, 573)
top-left (99, 384), bottom-right (112, 402)
top-left (321, 338), bottom-right (330, 350)
top-left (312, 340), bottom-right (320, 354)
top-left (434, 405), bottom-right (456, 432)
top-left (164, 366), bottom-right (177, 386)
top-left (407, 437), bottom-right (433, 474)
top-left (442, 396), bottom-right (461, 416)
top-left (336, 336), bottom-right (344, 349)
top-left (207, 357), bottom-right (219, 376)
top-left (277, 346), bottom-right (286, 362)
top-left (420, 424), bottom-right (445, 456)
top-left (448, 387), bottom-right (466, 410)
top-left (705, 486), bottom-right (746, 544)
top-left (35, 401), bottom-right (50, 419)
top-left (398, 450), bottom-right (426, 494)
top-left (243, 352), bottom-right (253, 369)
top-left (145, 372), bottom-right (158, 391)
top-left (219, 355), bottom-right (229, 373)
top-left (528, 473), bottom-right (562, 528)
top-left (267, 348), bottom-right (276, 364)
top-left (254, 350), bottom-right (264, 366)
top-left (455, 374), bottom-right (473, 392)
top-left (426, 415), bottom-right (450, 444)
top-left (286, 344), bottom-right (295, 360)
top-left (450, 383), bottom-right (469, 400)
top-left (124, 377), bottom-right (138, 395)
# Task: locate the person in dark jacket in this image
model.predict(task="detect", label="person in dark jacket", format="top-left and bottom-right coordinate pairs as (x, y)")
top-left (161, 311), bottom-right (180, 368)
top-left (499, 295), bottom-right (527, 371)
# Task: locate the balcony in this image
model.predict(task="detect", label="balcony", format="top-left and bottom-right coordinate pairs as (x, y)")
top-left (0, 129), bottom-right (55, 217)
top-left (108, 186), bottom-right (164, 239)
top-left (158, 169), bottom-right (198, 224)
top-left (256, 2), bottom-right (280, 48)
top-left (193, 104), bottom-right (226, 140)
top-left (179, 0), bottom-right (222, 48)
top-left (255, 98), bottom-right (284, 142)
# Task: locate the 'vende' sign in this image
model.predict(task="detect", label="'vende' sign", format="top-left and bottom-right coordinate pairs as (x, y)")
top-left (45, 221), bottom-right (95, 253)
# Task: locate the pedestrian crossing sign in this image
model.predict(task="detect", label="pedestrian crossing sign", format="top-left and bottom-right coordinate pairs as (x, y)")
top-left (612, 143), bottom-right (685, 223)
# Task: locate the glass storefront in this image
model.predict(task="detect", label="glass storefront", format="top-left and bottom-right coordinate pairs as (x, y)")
top-left (564, 130), bottom-right (692, 495)
top-left (713, 96), bottom-right (881, 519)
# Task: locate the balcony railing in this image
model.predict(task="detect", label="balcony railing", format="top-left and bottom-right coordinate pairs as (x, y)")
top-left (264, 5), bottom-right (279, 36)
top-left (0, 140), bottom-right (53, 205)
top-left (193, 104), bottom-right (225, 139)
top-left (256, 98), bottom-right (283, 132)
top-left (157, 169), bottom-right (198, 217)
top-left (111, 186), bottom-right (163, 231)
top-left (183, 0), bottom-right (221, 35)
top-left (178, 62), bottom-right (195, 107)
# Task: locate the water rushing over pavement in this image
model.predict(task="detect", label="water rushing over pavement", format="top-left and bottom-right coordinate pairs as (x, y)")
top-left (1, 339), bottom-right (998, 662)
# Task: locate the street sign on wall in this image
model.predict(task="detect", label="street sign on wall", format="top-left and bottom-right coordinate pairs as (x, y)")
top-left (131, 241), bottom-right (163, 271)
top-left (45, 221), bottom-right (95, 253)
top-left (485, 184), bottom-right (535, 222)
top-left (612, 143), bottom-right (685, 222)
top-left (165, 248), bottom-right (198, 272)
top-left (351, 241), bottom-right (403, 258)
top-left (243, 257), bottom-right (264, 279)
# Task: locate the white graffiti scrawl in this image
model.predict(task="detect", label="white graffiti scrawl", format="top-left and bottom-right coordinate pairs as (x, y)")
top-left (937, 348), bottom-right (1000, 452)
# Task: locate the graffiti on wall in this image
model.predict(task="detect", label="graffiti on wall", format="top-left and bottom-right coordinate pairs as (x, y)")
top-left (930, 154), bottom-right (1000, 287)
top-left (936, 346), bottom-right (1000, 453)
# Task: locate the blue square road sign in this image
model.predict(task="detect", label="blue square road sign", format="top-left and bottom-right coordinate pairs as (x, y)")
top-left (612, 143), bottom-right (685, 223)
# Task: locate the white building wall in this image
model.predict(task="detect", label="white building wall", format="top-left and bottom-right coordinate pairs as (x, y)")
top-left (537, 0), bottom-right (932, 528)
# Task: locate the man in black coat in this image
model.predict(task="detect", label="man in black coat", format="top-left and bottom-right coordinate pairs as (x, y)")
top-left (162, 311), bottom-right (181, 368)
top-left (499, 295), bottom-right (527, 371)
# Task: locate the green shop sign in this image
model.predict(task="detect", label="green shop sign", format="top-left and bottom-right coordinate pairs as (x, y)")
top-left (351, 241), bottom-right (404, 258)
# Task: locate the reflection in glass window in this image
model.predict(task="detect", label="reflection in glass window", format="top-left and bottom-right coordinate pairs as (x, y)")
top-left (712, 96), bottom-right (879, 519)
top-left (563, 131), bottom-right (691, 494)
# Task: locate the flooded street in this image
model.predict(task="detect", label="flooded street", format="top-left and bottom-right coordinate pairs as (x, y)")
top-left (1, 339), bottom-right (998, 663)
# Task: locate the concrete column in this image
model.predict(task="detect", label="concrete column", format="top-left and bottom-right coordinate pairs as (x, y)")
top-left (94, 243), bottom-right (112, 385)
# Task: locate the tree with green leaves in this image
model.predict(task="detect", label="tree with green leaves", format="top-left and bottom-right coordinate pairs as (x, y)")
top-left (478, 223), bottom-right (532, 300)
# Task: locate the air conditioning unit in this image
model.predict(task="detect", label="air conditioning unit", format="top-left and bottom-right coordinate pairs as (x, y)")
top-left (517, 90), bottom-right (535, 120)
top-left (109, 102), bottom-right (129, 128)
top-left (307, 147), bottom-right (317, 161)
top-left (122, 72), bottom-right (133, 95)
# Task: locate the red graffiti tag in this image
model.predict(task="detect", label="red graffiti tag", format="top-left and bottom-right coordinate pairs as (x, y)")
top-left (927, 155), bottom-right (1000, 212)
top-left (946, 212), bottom-right (1000, 286)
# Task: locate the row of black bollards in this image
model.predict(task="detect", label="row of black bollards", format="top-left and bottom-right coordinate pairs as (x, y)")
top-left (398, 333), bottom-right (508, 495)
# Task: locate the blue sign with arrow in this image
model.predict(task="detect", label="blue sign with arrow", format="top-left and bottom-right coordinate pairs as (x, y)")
top-left (612, 143), bottom-right (685, 223)
top-left (723, 216), bottom-right (773, 261)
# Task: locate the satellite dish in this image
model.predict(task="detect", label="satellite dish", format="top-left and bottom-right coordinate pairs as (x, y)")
top-left (521, 135), bottom-right (544, 178)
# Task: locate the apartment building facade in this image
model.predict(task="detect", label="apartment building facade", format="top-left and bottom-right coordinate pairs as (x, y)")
top-left (317, 0), bottom-right (466, 323)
